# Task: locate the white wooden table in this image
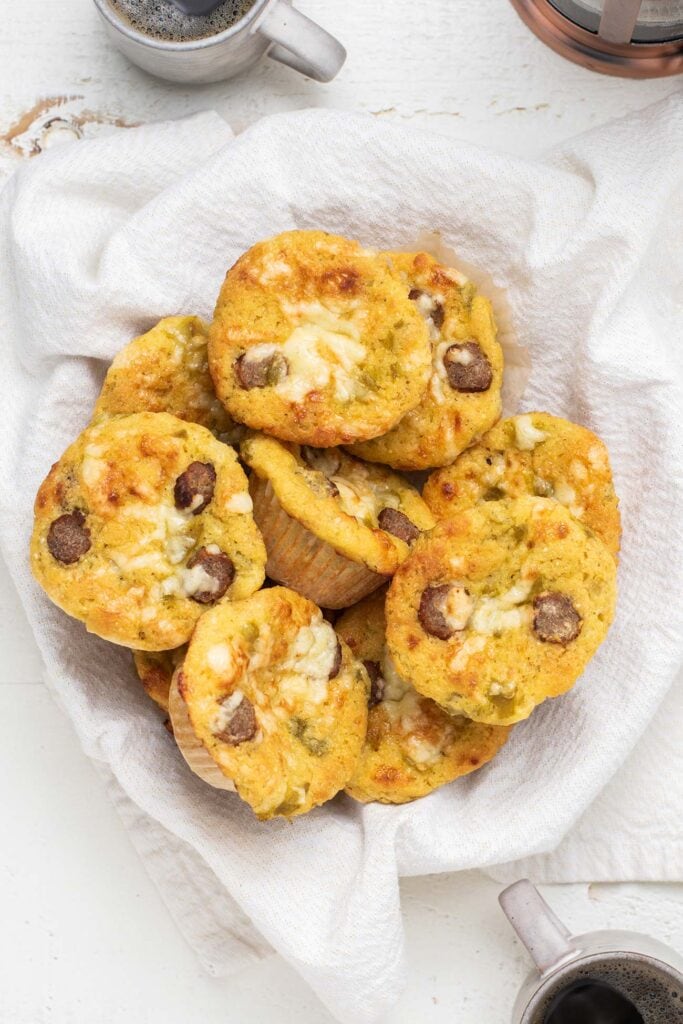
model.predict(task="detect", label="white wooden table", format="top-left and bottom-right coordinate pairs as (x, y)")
top-left (1, 3), bottom-right (681, 1021)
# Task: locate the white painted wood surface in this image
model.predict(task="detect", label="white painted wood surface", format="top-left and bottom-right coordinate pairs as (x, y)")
top-left (1, 0), bottom-right (679, 168)
top-left (1, 2), bottom-right (681, 1022)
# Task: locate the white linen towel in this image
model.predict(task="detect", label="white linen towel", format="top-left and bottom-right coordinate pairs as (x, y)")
top-left (1, 98), bottom-right (683, 1023)
top-left (489, 663), bottom-right (683, 884)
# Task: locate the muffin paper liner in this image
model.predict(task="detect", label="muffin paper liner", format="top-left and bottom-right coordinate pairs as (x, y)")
top-left (168, 668), bottom-right (236, 792)
top-left (250, 475), bottom-right (389, 609)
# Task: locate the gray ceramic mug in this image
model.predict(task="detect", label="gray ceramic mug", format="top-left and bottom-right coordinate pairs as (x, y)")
top-left (92, 0), bottom-right (346, 83)
top-left (500, 880), bottom-right (683, 1023)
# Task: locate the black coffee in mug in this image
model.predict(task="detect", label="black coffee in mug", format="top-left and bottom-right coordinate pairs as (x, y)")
top-left (528, 954), bottom-right (683, 1024)
top-left (108, 0), bottom-right (257, 41)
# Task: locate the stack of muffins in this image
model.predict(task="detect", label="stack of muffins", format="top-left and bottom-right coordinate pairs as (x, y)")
top-left (30, 230), bottom-right (619, 820)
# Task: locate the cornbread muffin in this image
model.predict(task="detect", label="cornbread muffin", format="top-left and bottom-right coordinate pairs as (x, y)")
top-left (31, 412), bottom-right (266, 651)
top-left (349, 252), bottom-right (503, 470)
top-left (93, 316), bottom-right (243, 443)
top-left (386, 497), bottom-right (617, 726)
top-left (423, 412), bottom-right (620, 558)
top-left (208, 231), bottom-right (432, 447)
top-left (336, 589), bottom-right (510, 804)
top-left (170, 587), bottom-right (369, 819)
top-left (241, 433), bottom-right (436, 608)
top-left (133, 646), bottom-right (186, 712)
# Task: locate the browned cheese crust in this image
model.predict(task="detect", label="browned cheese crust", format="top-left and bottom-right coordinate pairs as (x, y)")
top-left (208, 231), bottom-right (432, 447)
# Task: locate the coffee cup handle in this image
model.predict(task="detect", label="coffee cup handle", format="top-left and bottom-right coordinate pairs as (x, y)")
top-left (499, 880), bottom-right (577, 974)
top-left (255, 1), bottom-right (346, 82)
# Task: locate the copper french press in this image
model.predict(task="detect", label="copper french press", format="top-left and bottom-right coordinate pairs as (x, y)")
top-left (508, 0), bottom-right (683, 77)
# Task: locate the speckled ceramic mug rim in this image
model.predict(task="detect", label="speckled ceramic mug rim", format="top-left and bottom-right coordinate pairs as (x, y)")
top-left (519, 949), bottom-right (683, 1023)
top-left (92, 0), bottom-right (272, 52)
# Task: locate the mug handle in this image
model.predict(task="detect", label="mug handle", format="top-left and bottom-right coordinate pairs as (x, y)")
top-left (499, 880), bottom-right (577, 974)
top-left (255, 1), bottom-right (346, 82)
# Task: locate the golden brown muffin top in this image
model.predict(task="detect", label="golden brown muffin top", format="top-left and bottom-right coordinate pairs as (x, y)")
top-left (208, 230), bottom-right (432, 447)
top-left (424, 412), bottom-right (620, 558)
top-left (31, 412), bottom-right (265, 650)
top-left (337, 589), bottom-right (509, 804)
top-left (241, 432), bottom-right (435, 575)
top-left (349, 251), bottom-right (503, 470)
top-left (386, 497), bottom-right (617, 726)
top-left (177, 586), bottom-right (369, 819)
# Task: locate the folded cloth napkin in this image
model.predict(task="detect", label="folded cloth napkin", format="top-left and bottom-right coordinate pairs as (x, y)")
top-left (1, 97), bottom-right (683, 1024)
